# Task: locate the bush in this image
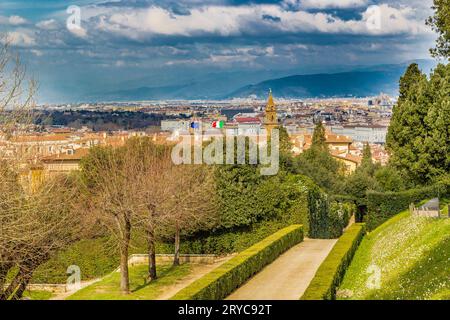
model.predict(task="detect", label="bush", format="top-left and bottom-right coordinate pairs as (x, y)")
top-left (328, 202), bottom-right (355, 238)
top-left (32, 237), bottom-right (119, 284)
top-left (171, 225), bottom-right (304, 300)
top-left (366, 180), bottom-right (450, 230)
top-left (157, 219), bottom-right (300, 255)
top-left (301, 223), bottom-right (365, 300)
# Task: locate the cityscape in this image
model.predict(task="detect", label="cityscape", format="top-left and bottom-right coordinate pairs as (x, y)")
top-left (0, 0), bottom-right (448, 311)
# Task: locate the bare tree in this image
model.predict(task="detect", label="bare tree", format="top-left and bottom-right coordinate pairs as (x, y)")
top-left (0, 35), bottom-right (81, 300)
top-left (0, 164), bottom-right (81, 300)
top-left (0, 35), bottom-right (36, 143)
top-left (79, 145), bottom-right (145, 294)
top-left (129, 138), bottom-right (174, 281)
top-left (159, 165), bottom-right (218, 266)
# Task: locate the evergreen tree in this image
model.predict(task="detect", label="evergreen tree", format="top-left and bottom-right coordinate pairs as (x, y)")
top-left (361, 143), bottom-right (374, 171)
top-left (311, 121), bottom-right (327, 150)
top-left (386, 64), bottom-right (425, 154)
top-left (387, 64), bottom-right (450, 184)
top-left (423, 64), bottom-right (450, 180)
top-left (427, 0), bottom-right (450, 59)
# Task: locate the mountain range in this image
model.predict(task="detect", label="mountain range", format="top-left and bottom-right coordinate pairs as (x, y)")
top-left (85, 59), bottom-right (437, 102)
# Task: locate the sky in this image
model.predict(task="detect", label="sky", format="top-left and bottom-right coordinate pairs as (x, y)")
top-left (0, 0), bottom-right (438, 102)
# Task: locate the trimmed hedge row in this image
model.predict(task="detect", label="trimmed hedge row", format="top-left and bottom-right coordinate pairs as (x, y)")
top-left (301, 223), bottom-right (365, 300)
top-left (171, 225), bottom-right (304, 300)
top-left (366, 181), bottom-right (450, 230)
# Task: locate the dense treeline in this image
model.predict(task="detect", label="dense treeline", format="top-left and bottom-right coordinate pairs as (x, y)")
top-left (34, 110), bottom-right (185, 131)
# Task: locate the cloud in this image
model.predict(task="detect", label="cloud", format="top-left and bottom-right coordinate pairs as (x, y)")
top-left (88, 3), bottom-right (429, 40)
top-left (7, 31), bottom-right (36, 47)
top-left (68, 26), bottom-right (88, 38)
top-left (284, 0), bottom-right (368, 9)
top-left (0, 15), bottom-right (28, 26)
top-left (36, 19), bottom-right (59, 30)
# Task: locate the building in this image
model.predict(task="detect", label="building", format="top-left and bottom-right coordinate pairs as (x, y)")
top-left (41, 148), bottom-right (90, 173)
top-left (264, 89), bottom-right (278, 135)
top-left (330, 125), bottom-right (388, 144)
top-left (290, 131), bottom-right (362, 174)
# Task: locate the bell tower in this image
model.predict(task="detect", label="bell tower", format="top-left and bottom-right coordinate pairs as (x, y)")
top-left (264, 89), bottom-right (278, 135)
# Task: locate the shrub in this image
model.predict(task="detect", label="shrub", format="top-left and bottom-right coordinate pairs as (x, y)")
top-left (366, 180), bottom-right (450, 230)
top-left (171, 225), bottom-right (304, 300)
top-left (32, 237), bottom-right (119, 284)
top-left (328, 202), bottom-right (355, 238)
top-left (301, 223), bottom-right (365, 300)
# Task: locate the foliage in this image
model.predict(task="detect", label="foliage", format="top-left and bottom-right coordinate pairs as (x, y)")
top-left (171, 225), bottom-right (304, 300)
top-left (427, 0), bottom-right (450, 59)
top-left (387, 63), bottom-right (450, 185)
top-left (292, 148), bottom-right (344, 194)
top-left (32, 237), bottom-right (120, 284)
top-left (373, 165), bottom-right (406, 192)
top-left (312, 121), bottom-right (327, 150)
top-left (301, 223), bottom-right (365, 300)
top-left (366, 180), bottom-right (450, 230)
top-left (68, 263), bottom-right (192, 300)
top-left (328, 202), bottom-right (355, 238)
top-left (339, 207), bottom-right (450, 300)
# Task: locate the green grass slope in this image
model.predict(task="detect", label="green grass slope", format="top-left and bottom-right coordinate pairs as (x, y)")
top-left (339, 201), bottom-right (450, 300)
top-left (67, 264), bottom-right (191, 300)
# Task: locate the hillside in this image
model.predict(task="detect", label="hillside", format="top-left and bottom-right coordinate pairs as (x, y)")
top-left (339, 201), bottom-right (450, 300)
top-left (82, 60), bottom-right (437, 102)
top-left (229, 70), bottom-right (403, 98)
top-left (228, 60), bottom-right (437, 99)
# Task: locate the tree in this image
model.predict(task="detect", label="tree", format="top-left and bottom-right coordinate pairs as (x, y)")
top-left (160, 165), bottom-right (218, 266)
top-left (360, 143), bottom-right (377, 175)
top-left (0, 166), bottom-right (81, 300)
top-left (422, 64), bottom-right (450, 180)
top-left (427, 0), bottom-right (450, 59)
top-left (290, 122), bottom-right (345, 193)
top-left (311, 121), bottom-right (327, 150)
top-left (80, 144), bottom-right (149, 294)
top-left (0, 35), bottom-right (36, 144)
top-left (129, 138), bottom-right (174, 281)
top-left (386, 63), bottom-right (449, 184)
top-left (386, 63), bottom-right (432, 184)
top-left (0, 36), bottom-right (77, 301)
top-left (374, 166), bottom-right (406, 192)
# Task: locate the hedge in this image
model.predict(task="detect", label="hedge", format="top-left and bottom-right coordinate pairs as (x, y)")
top-left (171, 225), bottom-right (304, 300)
top-left (366, 180), bottom-right (450, 230)
top-left (301, 223), bottom-right (365, 300)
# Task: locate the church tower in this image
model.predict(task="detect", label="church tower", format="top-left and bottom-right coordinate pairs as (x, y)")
top-left (264, 89), bottom-right (278, 135)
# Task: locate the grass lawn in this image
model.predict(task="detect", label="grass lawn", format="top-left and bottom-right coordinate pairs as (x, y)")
top-left (67, 264), bottom-right (192, 300)
top-left (22, 290), bottom-right (54, 300)
top-left (339, 200), bottom-right (450, 300)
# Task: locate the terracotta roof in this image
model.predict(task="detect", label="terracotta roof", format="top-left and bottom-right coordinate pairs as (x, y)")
top-left (324, 134), bottom-right (352, 144)
top-left (234, 117), bottom-right (262, 124)
top-left (42, 148), bottom-right (90, 162)
top-left (331, 151), bottom-right (362, 164)
top-left (10, 134), bottom-right (71, 143)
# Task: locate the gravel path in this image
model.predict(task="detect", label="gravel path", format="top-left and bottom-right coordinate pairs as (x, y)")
top-left (226, 238), bottom-right (337, 300)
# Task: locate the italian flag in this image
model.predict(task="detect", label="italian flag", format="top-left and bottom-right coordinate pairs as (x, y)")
top-left (212, 121), bottom-right (224, 129)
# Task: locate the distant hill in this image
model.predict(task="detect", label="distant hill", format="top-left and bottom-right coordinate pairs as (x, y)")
top-left (84, 60), bottom-right (437, 102)
top-left (227, 60), bottom-right (437, 99)
top-left (227, 71), bottom-right (401, 98)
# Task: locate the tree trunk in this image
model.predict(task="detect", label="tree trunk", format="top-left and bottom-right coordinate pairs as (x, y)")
top-left (1, 265), bottom-right (27, 300)
top-left (147, 228), bottom-right (157, 280)
top-left (11, 273), bottom-right (32, 301)
top-left (119, 216), bottom-right (131, 294)
top-left (173, 221), bottom-right (180, 266)
top-left (0, 263), bottom-right (13, 296)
